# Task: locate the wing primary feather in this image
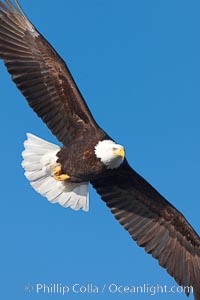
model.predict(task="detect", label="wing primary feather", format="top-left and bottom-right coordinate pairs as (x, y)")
top-left (0, 32), bottom-right (28, 48)
top-left (5, 0), bottom-right (18, 12)
top-left (13, 0), bottom-right (27, 18)
top-left (0, 1), bottom-right (12, 13)
top-left (0, 10), bottom-right (23, 32)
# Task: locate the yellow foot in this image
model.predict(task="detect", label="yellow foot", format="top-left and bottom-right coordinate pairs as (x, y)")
top-left (53, 164), bottom-right (70, 181)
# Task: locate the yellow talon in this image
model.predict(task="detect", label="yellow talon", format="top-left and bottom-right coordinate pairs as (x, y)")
top-left (53, 164), bottom-right (70, 181)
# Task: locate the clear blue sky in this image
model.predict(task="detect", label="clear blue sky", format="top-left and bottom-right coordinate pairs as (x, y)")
top-left (1, 1), bottom-right (200, 299)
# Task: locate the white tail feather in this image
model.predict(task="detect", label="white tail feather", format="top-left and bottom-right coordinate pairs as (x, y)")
top-left (22, 133), bottom-right (89, 212)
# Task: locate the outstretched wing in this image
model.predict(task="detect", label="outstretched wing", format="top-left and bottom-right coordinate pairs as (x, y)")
top-left (0, 0), bottom-right (101, 144)
top-left (92, 160), bottom-right (200, 300)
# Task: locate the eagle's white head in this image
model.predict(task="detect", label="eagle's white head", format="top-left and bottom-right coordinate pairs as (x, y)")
top-left (94, 140), bottom-right (125, 169)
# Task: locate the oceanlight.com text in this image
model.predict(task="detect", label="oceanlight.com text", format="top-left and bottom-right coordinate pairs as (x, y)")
top-left (24, 282), bottom-right (193, 296)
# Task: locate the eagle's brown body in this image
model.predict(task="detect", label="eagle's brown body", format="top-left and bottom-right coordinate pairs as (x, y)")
top-left (57, 130), bottom-right (108, 182)
top-left (0, 1), bottom-right (200, 299)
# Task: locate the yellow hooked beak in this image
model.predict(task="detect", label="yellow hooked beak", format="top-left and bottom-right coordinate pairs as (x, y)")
top-left (113, 147), bottom-right (125, 159)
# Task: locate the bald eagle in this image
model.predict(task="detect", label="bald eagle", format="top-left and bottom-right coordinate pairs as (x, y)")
top-left (0, 1), bottom-right (199, 299)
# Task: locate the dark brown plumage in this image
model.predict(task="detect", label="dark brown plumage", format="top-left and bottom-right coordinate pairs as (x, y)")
top-left (92, 163), bottom-right (200, 299)
top-left (0, 1), bottom-right (199, 299)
